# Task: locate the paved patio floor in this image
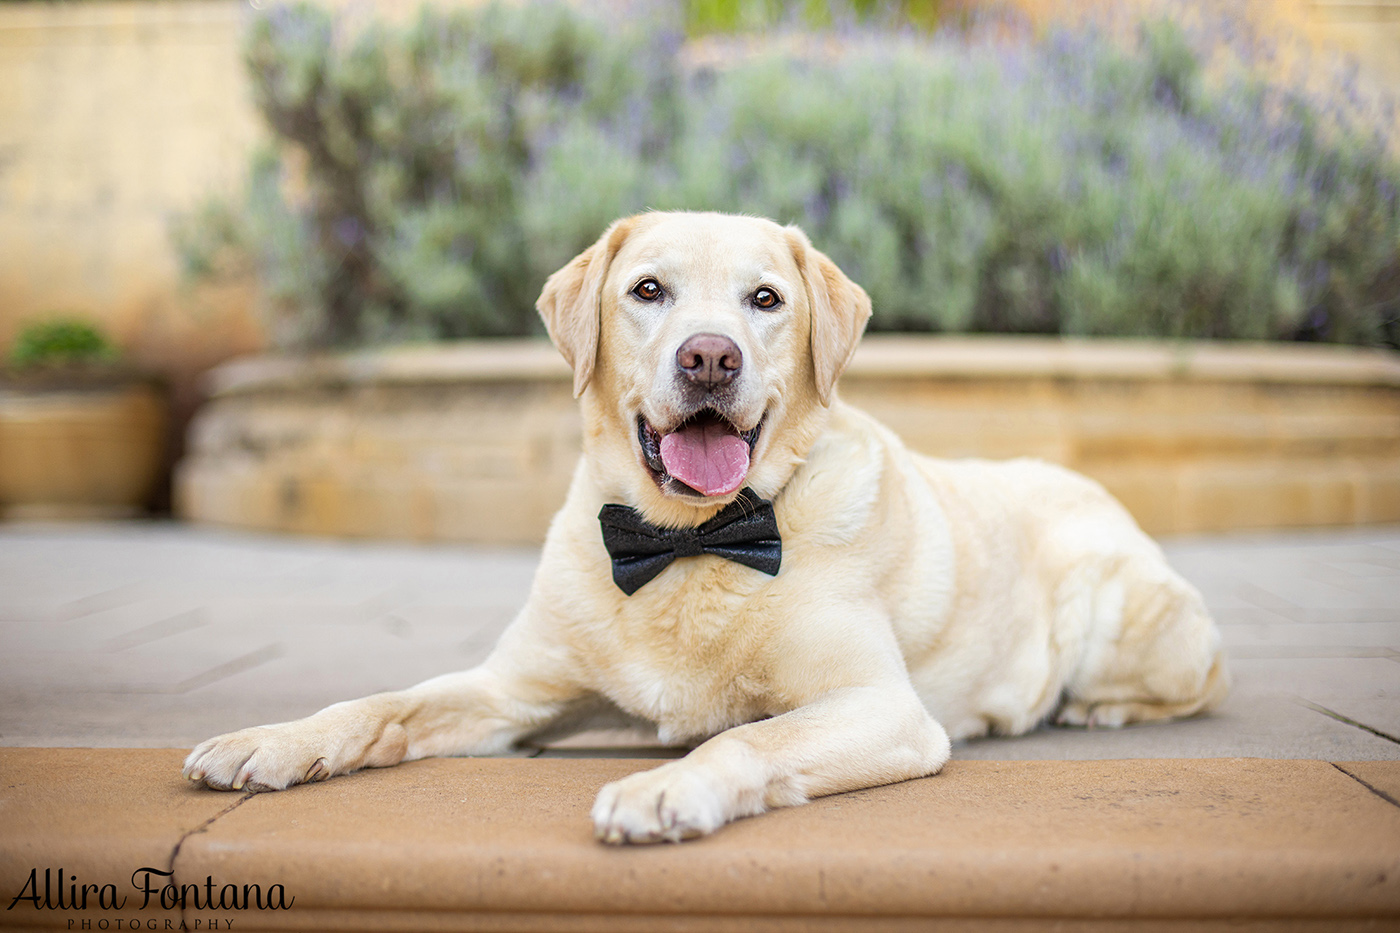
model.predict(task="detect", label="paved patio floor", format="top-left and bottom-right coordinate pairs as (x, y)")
top-left (1, 520), bottom-right (1397, 760)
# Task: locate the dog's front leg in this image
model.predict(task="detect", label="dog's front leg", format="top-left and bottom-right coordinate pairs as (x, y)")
top-left (591, 686), bottom-right (950, 843)
top-left (183, 663), bottom-right (575, 792)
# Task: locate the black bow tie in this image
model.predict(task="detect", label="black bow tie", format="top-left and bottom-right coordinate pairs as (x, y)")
top-left (598, 488), bottom-right (782, 595)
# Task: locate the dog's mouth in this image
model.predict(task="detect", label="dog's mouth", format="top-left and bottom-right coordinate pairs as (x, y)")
top-left (638, 409), bottom-right (763, 498)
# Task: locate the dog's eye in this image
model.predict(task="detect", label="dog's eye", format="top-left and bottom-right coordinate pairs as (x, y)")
top-left (632, 279), bottom-right (664, 302)
top-left (752, 287), bottom-right (781, 310)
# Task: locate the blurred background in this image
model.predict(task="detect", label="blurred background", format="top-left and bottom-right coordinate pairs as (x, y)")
top-left (0, 0), bottom-right (1398, 758)
top-left (0, 0), bottom-right (1398, 539)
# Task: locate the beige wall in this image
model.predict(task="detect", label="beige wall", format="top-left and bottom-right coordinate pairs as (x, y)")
top-left (0, 0), bottom-right (264, 373)
top-left (1310, 1), bottom-right (1400, 89)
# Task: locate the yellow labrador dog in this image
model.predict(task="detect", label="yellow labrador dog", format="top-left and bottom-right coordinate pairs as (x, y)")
top-left (184, 211), bottom-right (1228, 843)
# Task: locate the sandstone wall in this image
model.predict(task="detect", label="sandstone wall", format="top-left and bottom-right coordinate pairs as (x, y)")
top-left (177, 337), bottom-right (1400, 543)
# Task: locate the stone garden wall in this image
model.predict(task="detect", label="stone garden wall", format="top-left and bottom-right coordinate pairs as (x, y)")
top-left (176, 337), bottom-right (1400, 543)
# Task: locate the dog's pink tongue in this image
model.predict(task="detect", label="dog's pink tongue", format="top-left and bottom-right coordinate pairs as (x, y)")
top-left (660, 422), bottom-right (749, 497)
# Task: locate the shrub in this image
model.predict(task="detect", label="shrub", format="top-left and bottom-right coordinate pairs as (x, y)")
top-left (9, 318), bottom-right (117, 370)
top-left (681, 0), bottom-right (953, 34)
top-left (178, 1), bottom-right (681, 347)
top-left (178, 1), bottom-right (1400, 349)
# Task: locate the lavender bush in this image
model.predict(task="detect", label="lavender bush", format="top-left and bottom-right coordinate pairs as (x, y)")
top-left (176, 1), bottom-right (1400, 348)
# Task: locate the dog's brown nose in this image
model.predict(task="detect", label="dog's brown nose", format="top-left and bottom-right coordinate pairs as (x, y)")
top-left (676, 333), bottom-right (742, 388)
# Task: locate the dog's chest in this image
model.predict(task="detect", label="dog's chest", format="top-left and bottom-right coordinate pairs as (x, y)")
top-left (589, 560), bottom-right (779, 741)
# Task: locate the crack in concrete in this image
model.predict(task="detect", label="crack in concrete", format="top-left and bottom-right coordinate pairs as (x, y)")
top-left (168, 791), bottom-right (254, 929)
top-left (1296, 697), bottom-right (1400, 744)
top-left (1331, 762), bottom-right (1400, 810)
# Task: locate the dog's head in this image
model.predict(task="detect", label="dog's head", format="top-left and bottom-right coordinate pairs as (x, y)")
top-left (537, 212), bottom-right (870, 526)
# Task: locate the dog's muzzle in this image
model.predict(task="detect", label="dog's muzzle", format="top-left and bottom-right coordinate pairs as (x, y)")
top-left (638, 411), bottom-right (763, 498)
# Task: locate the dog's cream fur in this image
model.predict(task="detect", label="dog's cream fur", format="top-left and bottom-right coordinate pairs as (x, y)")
top-left (184, 212), bottom-right (1228, 843)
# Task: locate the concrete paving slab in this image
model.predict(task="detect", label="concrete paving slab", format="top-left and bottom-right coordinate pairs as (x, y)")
top-left (0, 522), bottom-right (1397, 762)
top-left (1221, 620), bottom-right (1400, 651)
top-left (0, 689), bottom-right (317, 749)
top-left (1160, 529), bottom-right (1400, 755)
top-left (1229, 657), bottom-right (1400, 741)
top-left (0, 523), bottom-right (539, 747)
top-left (957, 685), bottom-right (1400, 761)
top-left (1162, 529), bottom-right (1400, 617)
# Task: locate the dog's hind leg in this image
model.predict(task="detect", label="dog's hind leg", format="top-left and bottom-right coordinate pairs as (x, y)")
top-left (1055, 651), bottom-right (1229, 728)
top-left (1054, 550), bottom-right (1229, 730)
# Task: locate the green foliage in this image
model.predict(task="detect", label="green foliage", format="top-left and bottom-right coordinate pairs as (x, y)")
top-left (214, 1), bottom-right (684, 347)
top-left (181, 2), bottom-right (1400, 349)
top-left (9, 318), bottom-right (117, 369)
top-left (682, 0), bottom-right (951, 34)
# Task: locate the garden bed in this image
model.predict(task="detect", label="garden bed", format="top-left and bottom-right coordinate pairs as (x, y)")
top-left (0, 374), bottom-right (167, 520)
top-left (175, 336), bottom-right (1400, 543)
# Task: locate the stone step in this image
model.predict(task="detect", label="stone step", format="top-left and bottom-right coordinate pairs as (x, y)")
top-left (2, 749), bottom-right (1397, 931)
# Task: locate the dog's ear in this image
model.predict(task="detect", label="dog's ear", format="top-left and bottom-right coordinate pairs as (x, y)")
top-left (788, 227), bottom-right (872, 406)
top-left (537, 217), bottom-right (637, 398)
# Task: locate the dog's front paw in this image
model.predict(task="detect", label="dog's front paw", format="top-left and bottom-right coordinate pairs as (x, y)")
top-left (183, 724), bottom-right (334, 793)
top-left (591, 763), bottom-right (734, 844)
